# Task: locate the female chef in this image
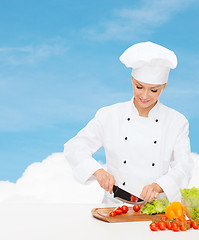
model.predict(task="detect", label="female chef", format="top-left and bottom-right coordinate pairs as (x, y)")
top-left (64, 42), bottom-right (193, 204)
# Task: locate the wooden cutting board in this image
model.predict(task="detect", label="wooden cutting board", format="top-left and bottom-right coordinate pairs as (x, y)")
top-left (91, 207), bottom-right (165, 223)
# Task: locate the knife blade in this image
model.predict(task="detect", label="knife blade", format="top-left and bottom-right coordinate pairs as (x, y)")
top-left (113, 185), bottom-right (145, 205)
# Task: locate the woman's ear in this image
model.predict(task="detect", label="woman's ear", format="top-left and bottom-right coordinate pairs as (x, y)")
top-left (163, 83), bottom-right (167, 90)
top-left (131, 76), bottom-right (134, 84)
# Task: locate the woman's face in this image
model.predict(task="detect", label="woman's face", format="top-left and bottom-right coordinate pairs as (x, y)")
top-left (131, 76), bottom-right (166, 113)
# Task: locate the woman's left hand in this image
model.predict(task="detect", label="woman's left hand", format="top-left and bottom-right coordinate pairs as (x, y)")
top-left (139, 183), bottom-right (163, 203)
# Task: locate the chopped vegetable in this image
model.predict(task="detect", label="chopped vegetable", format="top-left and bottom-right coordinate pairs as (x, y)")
top-left (115, 209), bottom-right (122, 215)
top-left (130, 194), bottom-right (138, 202)
top-left (121, 205), bottom-right (129, 213)
top-left (109, 211), bottom-right (117, 217)
top-left (109, 205), bottom-right (129, 216)
top-left (141, 197), bottom-right (170, 215)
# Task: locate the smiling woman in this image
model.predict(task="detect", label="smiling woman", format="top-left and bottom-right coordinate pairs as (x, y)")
top-left (64, 41), bottom-right (193, 205)
top-left (131, 77), bottom-right (167, 117)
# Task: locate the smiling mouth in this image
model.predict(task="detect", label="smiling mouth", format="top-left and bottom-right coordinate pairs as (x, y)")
top-left (139, 98), bottom-right (150, 103)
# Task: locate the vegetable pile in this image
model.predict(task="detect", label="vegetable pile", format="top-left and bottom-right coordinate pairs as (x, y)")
top-left (109, 204), bottom-right (141, 217)
top-left (108, 186), bottom-right (199, 233)
top-left (109, 205), bottom-right (129, 217)
top-left (141, 197), bottom-right (170, 215)
top-left (149, 216), bottom-right (199, 232)
top-left (148, 192), bottom-right (199, 232)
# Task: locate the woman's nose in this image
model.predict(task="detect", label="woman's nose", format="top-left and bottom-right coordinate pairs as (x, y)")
top-left (142, 90), bottom-right (148, 99)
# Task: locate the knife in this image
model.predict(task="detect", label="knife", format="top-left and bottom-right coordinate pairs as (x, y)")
top-left (113, 185), bottom-right (145, 205)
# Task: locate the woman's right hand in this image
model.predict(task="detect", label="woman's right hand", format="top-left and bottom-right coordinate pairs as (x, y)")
top-left (93, 169), bottom-right (115, 194)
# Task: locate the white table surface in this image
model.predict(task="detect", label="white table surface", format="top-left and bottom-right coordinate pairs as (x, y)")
top-left (0, 203), bottom-right (198, 240)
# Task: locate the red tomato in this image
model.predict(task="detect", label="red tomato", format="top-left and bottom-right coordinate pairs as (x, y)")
top-left (130, 195), bottom-right (138, 202)
top-left (179, 221), bottom-right (187, 231)
top-left (113, 207), bottom-right (122, 215)
top-left (109, 211), bottom-right (117, 217)
top-left (166, 221), bottom-right (172, 230)
top-left (192, 220), bottom-right (199, 229)
top-left (149, 222), bottom-right (158, 231)
top-left (121, 205), bottom-right (129, 213)
top-left (158, 221), bottom-right (166, 231)
top-left (174, 218), bottom-right (181, 224)
top-left (186, 220), bottom-right (192, 229)
top-left (115, 209), bottom-right (123, 215)
top-left (115, 207), bottom-right (122, 211)
top-left (133, 205), bottom-right (140, 212)
top-left (160, 216), bottom-right (167, 222)
top-left (172, 222), bottom-right (180, 232)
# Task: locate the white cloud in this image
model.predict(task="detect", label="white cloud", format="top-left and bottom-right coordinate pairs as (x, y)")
top-left (0, 152), bottom-right (105, 203)
top-left (0, 152), bottom-right (198, 204)
top-left (0, 39), bottom-right (67, 65)
top-left (83, 0), bottom-right (197, 41)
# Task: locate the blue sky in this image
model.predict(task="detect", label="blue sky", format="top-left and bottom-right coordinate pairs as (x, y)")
top-left (0, 0), bottom-right (199, 182)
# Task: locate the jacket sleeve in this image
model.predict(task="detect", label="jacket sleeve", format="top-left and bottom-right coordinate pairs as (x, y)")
top-left (154, 118), bottom-right (194, 202)
top-left (64, 108), bottom-right (105, 184)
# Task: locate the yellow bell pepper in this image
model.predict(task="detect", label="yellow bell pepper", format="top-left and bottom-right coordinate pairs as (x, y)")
top-left (165, 202), bottom-right (185, 221)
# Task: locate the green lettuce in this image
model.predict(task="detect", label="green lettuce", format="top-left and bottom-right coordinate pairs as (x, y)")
top-left (141, 197), bottom-right (170, 215)
top-left (180, 187), bottom-right (199, 220)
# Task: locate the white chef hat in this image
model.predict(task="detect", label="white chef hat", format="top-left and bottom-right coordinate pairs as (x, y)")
top-left (120, 41), bottom-right (177, 85)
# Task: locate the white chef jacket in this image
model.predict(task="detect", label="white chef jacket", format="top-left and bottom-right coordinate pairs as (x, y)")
top-left (64, 98), bottom-right (193, 203)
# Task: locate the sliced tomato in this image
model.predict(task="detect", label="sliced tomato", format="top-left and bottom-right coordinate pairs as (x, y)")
top-left (109, 211), bottom-right (117, 217)
top-left (130, 195), bottom-right (138, 202)
top-left (121, 205), bottom-right (129, 213)
top-left (115, 209), bottom-right (122, 215)
top-left (115, 207), bottom-right (122, 211)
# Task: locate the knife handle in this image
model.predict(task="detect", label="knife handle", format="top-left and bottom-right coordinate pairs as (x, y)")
top-left (113, 185), bottom-right (118, 193)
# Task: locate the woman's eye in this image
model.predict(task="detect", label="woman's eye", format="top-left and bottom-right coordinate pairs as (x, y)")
top-left (136, 86), bottom-right (142, 89)
top-left (151, 89), bottom-right (158, 93)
